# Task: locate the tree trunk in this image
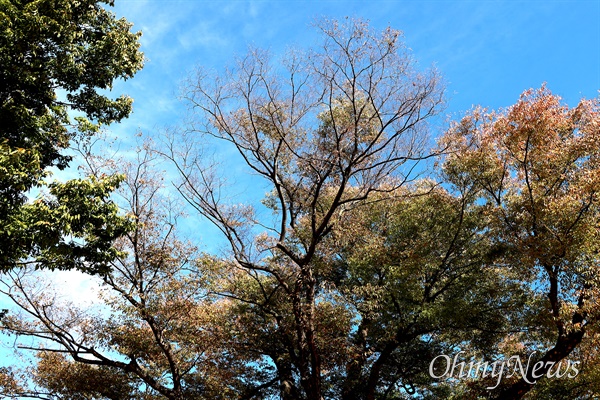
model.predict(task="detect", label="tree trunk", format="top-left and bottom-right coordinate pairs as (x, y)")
top-left (494, 328), bottom-right (584, 399)
top-left (275, 359), bottom-right (303, 400)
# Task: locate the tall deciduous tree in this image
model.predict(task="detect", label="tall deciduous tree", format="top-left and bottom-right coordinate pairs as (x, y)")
top-left (326, 185), bottom-right (526, 399)
top-left (441, 86), bottom-right (600, 399)
top-left (164, 18), bottom-right (444, 399)
top-left (0, 0), bottom-right (143, 272)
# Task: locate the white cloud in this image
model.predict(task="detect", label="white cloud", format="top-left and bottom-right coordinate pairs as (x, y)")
top-left (39, 269), bottom-right (104, 307)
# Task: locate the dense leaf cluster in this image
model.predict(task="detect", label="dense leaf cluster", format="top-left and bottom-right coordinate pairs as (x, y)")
top-left (0, 0), bottom-right (143, 271)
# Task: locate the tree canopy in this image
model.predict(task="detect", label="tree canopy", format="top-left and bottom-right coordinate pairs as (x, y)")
top-left (440, 86), bottom-right (600, 398)
top-left (1, 14), bottom-right (600, 400)
top-left (0, 0), bottom-right (143, 272)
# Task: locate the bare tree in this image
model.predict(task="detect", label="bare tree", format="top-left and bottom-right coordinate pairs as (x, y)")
top-left (162, 18), bottom-right (444, 399)
top-left (0, 142), bottom-right (266, 400)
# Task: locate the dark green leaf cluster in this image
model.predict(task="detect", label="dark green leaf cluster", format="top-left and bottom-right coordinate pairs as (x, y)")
top-left (0, 0), bottom-right (143, 271)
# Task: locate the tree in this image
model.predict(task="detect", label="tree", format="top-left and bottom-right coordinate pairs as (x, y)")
top-left (163, 17), bottom-right (444, 399)
top-left (0, 143), bottom-right (270, 399)
top-left (325, 184), bottom-right (527, 399)
top-left (0, 0), bottom-right (143, 272)
top-left (440, 86), bottom-right (600, 399)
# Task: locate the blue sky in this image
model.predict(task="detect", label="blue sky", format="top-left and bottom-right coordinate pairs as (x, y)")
top-left (109, 0), bottom-right (600, 139)
top-left (103, 0), bottom-right (600, 250)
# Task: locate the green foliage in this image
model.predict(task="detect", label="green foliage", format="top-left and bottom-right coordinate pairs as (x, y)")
top-left (320, 184), bottom-right (525, 398)
top-left (0, 0), bottom-right (143, 271)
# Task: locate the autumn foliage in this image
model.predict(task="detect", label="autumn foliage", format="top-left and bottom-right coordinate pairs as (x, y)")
top-left (1, 12), bottom-right (600, 400)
